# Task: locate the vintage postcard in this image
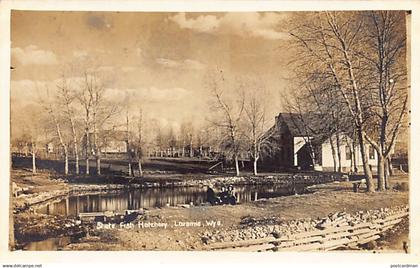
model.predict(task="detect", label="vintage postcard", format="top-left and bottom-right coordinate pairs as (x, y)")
top-left (1, 0), bottom-right (419, 267)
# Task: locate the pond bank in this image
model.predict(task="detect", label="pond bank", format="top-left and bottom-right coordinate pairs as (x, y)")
top-left (12, 168), bottom-right (347, 212)
top-left (10, 168), bottom-right (409, 251)
top-left (59, 186), bottom-right (408, 251)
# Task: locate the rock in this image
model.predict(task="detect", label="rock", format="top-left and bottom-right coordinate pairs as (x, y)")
top-left (360, 240), bottom-right (377, 250)
top-left (272, 232), bottom-right (281, 239)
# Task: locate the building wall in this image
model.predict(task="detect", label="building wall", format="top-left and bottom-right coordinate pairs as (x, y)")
top-left (261, 120), bottom-right (295, 170)
top-left (278, 121), bottom-right (294, 168)
top-left (102, 140), bottom-right (127, 153)
top-left (321, 133), bottom-right (377, 171)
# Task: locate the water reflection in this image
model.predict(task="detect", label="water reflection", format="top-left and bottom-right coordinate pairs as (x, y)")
top-left (38, 184), bottom-right (308, 217)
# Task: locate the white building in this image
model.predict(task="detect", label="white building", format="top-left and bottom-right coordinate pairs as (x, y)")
top-left (262, 113), bottom-right (377, 172)
top-left (320, 133), bottom-right (377, 172)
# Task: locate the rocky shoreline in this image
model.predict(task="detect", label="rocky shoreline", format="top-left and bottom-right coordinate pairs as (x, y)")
top-left (10, 169), bottom-right (408, 251)
top-left (13, 172), bottom-right (347, 212)
top-left (200, 205), bottom-right (409, 246)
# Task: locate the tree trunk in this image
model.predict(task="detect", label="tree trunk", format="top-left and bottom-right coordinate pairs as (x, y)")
top-left (126, 114), bottom-right (131, 176)
top-left (345, 138), bottom-right (354, 173)
top-left (329, 136), bottom-right (337, 172)
top-left (190, 139), bottom-right (193, 158)
top-left (387, 156), bottom-right (394, 176)
top-left (335, 132), bottom-right (342, 173)
top-left (138, 158), bottom-right (143, 176)
top-left (68, 105), bottom-right (79, 175)
top-left (93, 110), bottom-right (101, 175)
top-left (253, 158), bottom-right (258, 176)
top-left (86, 158), bottom-right (90, 175)
top-left (128, 162), bottom-right (132, 177)
top-left (234, 154), bottom-right (240, 176)
top-left (253, 143), bottom-right (259, 176)
top-left (74, 143), bottom-right (79, 175)
top-left (64, 109), bottom-right (80, 175)
top-left (182, 142), bottom-right (185, 157)
top-left (85, 131), bottom-right (90, 175)
top-left (96, 156), bottom-right (101, 175)
top-left (377, 154), bottom-right (386, 191)
top-left (64, 147), bottom-right (69, 175)
top-left (329, 20), bottom-right (373, 189)
top-left (352, 135), bottom-right (358, 173)
top-left (357, 129), bottom-right (374, 192)
top-left (31, 142), bottom-right (36, 174)
top-left (53, 117), bottom-right (69, 176)
top-left (384, 156), bottom-right (390, 189)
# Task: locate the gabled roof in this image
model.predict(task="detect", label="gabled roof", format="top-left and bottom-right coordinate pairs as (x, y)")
top-left (277, 113), bottom-right (314, 137)
top-left (263, 113), bottom-right (353, 147)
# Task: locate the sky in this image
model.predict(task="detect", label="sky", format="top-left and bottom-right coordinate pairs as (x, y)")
top-left (10, 11), bottom-right (295, 133)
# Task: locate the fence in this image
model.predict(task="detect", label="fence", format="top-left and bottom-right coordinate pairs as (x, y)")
top-left (208, 207), bottom-right (408, 252)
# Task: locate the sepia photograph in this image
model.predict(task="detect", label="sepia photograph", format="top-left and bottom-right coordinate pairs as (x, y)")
top-left (6, 7), bottom-right (412, 255)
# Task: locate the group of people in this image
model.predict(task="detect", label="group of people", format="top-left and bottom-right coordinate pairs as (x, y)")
top-left (206, 184), bottom-right (237, 205)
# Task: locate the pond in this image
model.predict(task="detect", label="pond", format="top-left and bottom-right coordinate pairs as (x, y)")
top-left (37, 183), bottom-right (311, 217)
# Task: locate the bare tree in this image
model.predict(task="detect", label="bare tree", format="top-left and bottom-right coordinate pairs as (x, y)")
top-left (153, 122), bottom-right (165, 157)
top-left (56, 73), bottom-right (81, 174)
top-left (11, 104), bottom-right (45, 174)
top-left (359, 11), bottom-right (408, 190)
top-left (290, 12), bottom-right (375, 191)
top-left (289, 11), bottom-right (408, 191)
top-left (299, 76), bottom-right (353, 172)
top-left (180, 121), bottom-right (191, 157)
top-left (126, 109), bottom-right (133, 177)
top-left (208, 70), bottom-right (245, 176)
top-left (40, 86), bottom-right (70, 175)
top-left (30, 137), bottom-right (37, 173)
top-left (78, 72), bottom-right (94, 175)
top-left (136, 108), bottom-right (144, 176)
top-left (180, 121), bottom-right (194, 158)
top-left (78, 69), bottom-right (119, 175)
top-left (244, 85), bottom-right (271, 175)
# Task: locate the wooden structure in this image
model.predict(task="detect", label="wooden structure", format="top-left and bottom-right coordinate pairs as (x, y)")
top-left (209, 209), bottom-right (408, 252)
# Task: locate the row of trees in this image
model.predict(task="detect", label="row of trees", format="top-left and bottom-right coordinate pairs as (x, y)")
top-left (286, 11), bottom-right (409, 192)
top-left (12, 66), bottom-right (274, 177)
top-left (12, 67), bottom-right (120, 176)
top-left (207, 71), bottom-right (273, 176)
top-left (124, 73), bottom-right (274, 177)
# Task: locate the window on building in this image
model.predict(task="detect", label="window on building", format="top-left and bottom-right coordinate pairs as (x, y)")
top-left (345, 145), bottom-right (351, 160)
top-left (369, 146), bottom-right (375, 160)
